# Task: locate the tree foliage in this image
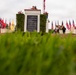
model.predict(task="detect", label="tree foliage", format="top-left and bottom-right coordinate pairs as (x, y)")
top-left (16, 14), bottom-right (25, 31)
top-left (40, 14), bottom-right (47, 33)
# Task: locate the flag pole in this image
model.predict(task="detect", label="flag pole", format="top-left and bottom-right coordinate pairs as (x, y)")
top-left (43, 0), bottom-right (45, 14)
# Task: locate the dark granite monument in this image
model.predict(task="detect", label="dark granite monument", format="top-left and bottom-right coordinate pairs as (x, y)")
top-left (27, 15), bottom-right (38, 32)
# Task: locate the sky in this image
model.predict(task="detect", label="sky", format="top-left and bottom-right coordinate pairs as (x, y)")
top-left (0, 0), bottom-right (76, 28)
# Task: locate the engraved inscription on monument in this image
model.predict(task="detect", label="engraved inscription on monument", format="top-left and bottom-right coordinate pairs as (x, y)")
top-left (27, 15), bottom-right (38, 32)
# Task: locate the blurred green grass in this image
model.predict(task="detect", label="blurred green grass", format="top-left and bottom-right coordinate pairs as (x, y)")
top-left (0, 32), bottom-right (76, 75)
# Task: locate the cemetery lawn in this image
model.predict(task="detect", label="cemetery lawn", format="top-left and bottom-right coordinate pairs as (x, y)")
top-left (0, 32), bottom-right (76, 75)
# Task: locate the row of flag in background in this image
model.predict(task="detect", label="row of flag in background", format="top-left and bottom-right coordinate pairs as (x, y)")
top-left (43, 0), bottom-right (76, 31)
top-left (0, 18), bottom-right (15, 31)
top-left (51, 20), bottom-right (76, 30)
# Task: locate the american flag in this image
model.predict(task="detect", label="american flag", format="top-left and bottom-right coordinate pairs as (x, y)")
top-left (66, 21), bottom-right (70, 30)
top-left (72, 20), bottom-right (75, 28)
top-left (69, 20), bottom-right (71, 30)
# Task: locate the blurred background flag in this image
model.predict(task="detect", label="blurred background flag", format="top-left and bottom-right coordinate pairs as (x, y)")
top-left (9, 20), bottom-right (11, 29)
top-left (0, 18), bottom-right (6, 28)
top-left (69, 20), bottom-right (71, 30)
top-left (61, 21), bottom-right (64, 25)
top-left (72, 20), bottom-right (75, 28)
top-left (11, 20), bottom-right (15, 31)
top-left (2, 19), bottom-right (6, 28)
top-left (5, 19), bottom-right (7, 26)
top-left (51, 21), bottom-right (53, 30)
top-left (66, 21), bottom-right (69, 30)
